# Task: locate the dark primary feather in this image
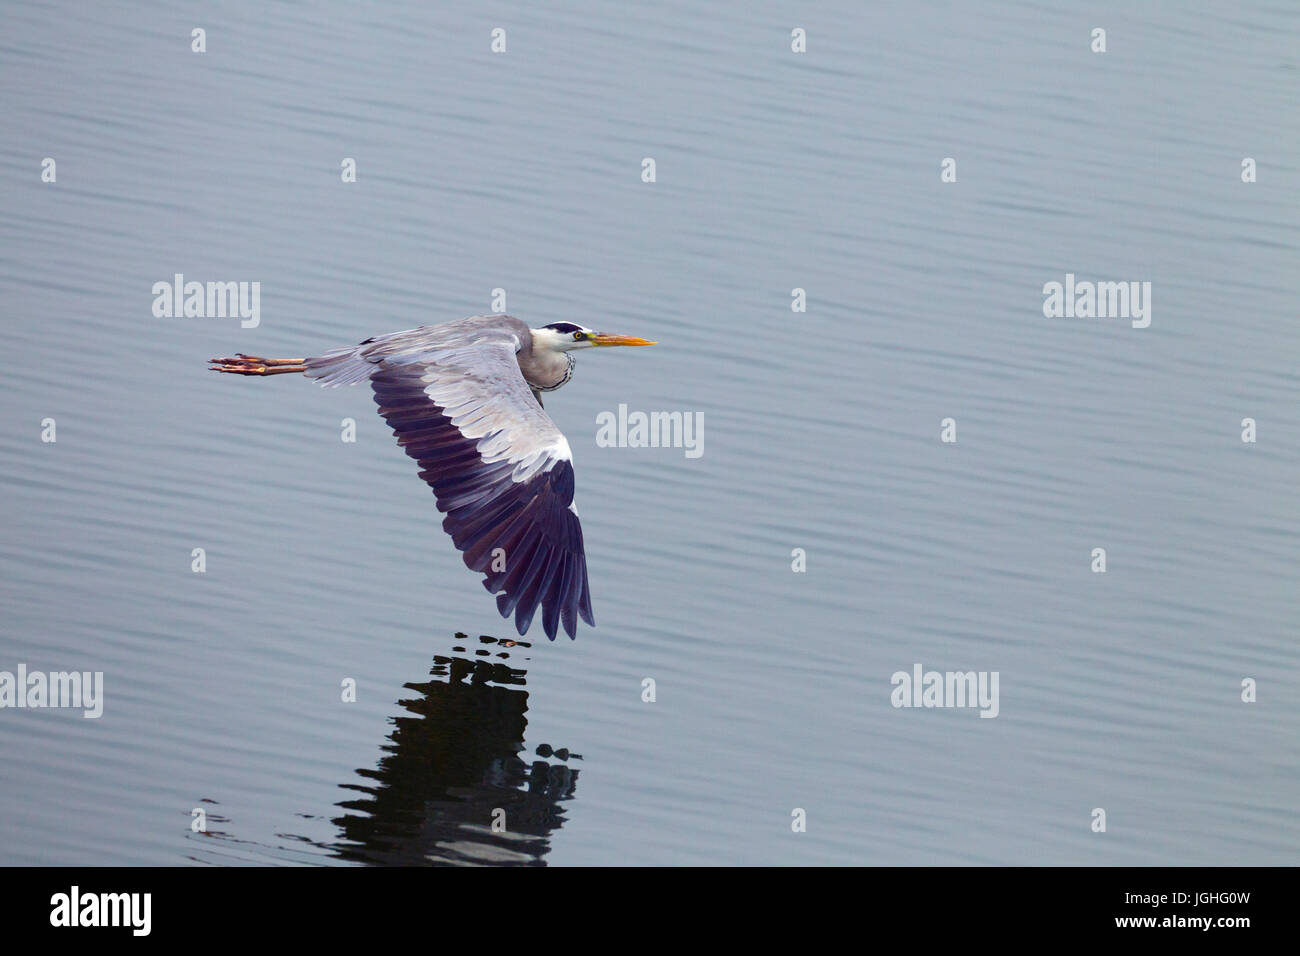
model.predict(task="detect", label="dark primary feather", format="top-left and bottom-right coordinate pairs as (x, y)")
top-left (367, 361), bottom-right (594, 640)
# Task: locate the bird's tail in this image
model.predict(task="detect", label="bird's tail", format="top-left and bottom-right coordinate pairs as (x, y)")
top-left (208, 354), bottom-right (307, 376)
top-left (298, 346), bottom-right (377, 387)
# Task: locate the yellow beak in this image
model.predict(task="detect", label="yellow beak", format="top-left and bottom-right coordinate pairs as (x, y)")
top-left (590, 333), bottom-right (657, 347)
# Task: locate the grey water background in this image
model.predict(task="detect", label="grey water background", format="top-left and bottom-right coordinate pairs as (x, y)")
top-left (1, 1), bottom-right (1297, 865)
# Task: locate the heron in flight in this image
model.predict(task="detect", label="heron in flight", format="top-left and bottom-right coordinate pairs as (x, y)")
top-left (209, 314), bottom-right (655, 641)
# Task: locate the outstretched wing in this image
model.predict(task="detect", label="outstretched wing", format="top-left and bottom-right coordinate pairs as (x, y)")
top-left (305, 317), bottom-right (594, 640)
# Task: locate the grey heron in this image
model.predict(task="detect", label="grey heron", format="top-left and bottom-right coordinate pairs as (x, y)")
top-left (209, 314), bottom-right (655, 640)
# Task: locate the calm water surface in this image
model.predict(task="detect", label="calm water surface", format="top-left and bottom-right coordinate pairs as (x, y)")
top-left (1, 1), bottom-right (1298, 865)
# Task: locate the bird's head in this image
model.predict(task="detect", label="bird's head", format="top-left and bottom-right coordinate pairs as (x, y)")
top-left (530, 322), bottom-right (656, 353)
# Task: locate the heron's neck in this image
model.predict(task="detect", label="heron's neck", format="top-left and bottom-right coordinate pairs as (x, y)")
top-left (521, 349), bottom-right (575, 392)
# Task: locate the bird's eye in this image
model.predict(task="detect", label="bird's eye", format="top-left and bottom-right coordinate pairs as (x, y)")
top-left (573, 331), bottom-right (585, 341)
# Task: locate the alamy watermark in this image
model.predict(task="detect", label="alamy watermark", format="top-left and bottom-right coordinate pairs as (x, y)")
top-left (1042, 273), bottom-right (1151, 328)
top-left (596, 404), bottom-right (703, 458)
top-left (890, 663), bottom-right (999, 718)
top-left (50, 886), bottom-right (150, 936)
top-left (0, 664), bottom-right (103, 718)
top-left (152, 273), bottom-right (260, 327)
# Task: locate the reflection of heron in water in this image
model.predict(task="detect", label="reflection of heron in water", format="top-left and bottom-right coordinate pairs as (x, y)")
top-left (331, 634), bottom-right (581, 866)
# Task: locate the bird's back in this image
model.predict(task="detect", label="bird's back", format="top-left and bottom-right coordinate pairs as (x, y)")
top-left (304, 314), bottom-right (533, 386)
